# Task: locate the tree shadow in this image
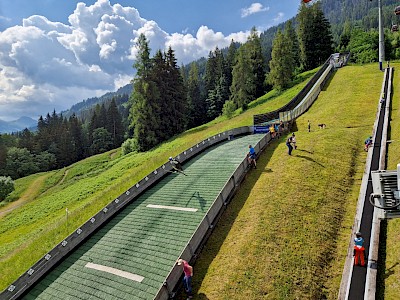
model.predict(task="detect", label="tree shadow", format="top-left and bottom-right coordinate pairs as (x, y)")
top-left (294, 154), bottom-right (325, 168)
top-left (384, 262), bottom-right (400, 279)
top-left (187, 191), bottom-right (206, 211)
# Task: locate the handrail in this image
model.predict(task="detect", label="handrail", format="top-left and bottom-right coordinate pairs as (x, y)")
top-left (253, 52), bottom-right (350, 125)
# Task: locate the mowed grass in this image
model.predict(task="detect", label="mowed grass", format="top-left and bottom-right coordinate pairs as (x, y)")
top-left (384, 63), bottom-right (400, 300)
top-left (186, 64), bottom-right (383, 299)
top-left (0, 70), bottom-right (318, 291)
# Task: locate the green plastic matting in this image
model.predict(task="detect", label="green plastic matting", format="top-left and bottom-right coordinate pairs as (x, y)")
top-left (24, 134), bottom-right (264, 300)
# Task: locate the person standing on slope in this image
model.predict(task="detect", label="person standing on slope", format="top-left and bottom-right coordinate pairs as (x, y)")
top-left (177, 258), bottom-right (194, 299)
top-left (247, 145), bottom-right (257, 169)
top-left (353, 231), bottom-right (366, 267)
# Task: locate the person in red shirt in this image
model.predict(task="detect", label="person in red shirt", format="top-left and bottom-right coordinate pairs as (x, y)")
top-left (177, 258), bottom-right (193, 299)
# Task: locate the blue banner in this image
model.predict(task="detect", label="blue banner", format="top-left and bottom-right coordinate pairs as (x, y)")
top-left (253, 126), bottom-right (270, 134)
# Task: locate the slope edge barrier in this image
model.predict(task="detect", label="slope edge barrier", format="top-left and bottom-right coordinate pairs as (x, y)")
top-left (0, 126), bottom-right (252, 300)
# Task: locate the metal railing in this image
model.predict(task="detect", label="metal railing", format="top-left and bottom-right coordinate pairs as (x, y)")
top-left (253, 52), bottom-right (350, 125)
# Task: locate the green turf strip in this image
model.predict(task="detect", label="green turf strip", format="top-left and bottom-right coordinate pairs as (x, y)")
top-left (24, 134), bottom-right (264, 300)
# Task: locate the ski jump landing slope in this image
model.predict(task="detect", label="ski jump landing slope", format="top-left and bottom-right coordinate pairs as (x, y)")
top-left (23, 134), bottom-right (264, 300)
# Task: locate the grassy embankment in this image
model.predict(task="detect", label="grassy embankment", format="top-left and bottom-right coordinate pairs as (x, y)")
top-left (0, 70), bottom-right (316, 291)
top-left (177, 64), bottom-right (383, 300)
top-left (383, 63), bottom-right (400, 300)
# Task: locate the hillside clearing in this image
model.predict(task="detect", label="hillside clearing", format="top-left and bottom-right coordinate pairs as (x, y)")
top-left (0, 70), bottom-right (317, 291)
top-left (182, 64), bottom-right (382, 299)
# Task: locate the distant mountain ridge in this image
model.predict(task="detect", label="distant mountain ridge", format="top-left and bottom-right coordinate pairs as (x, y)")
top-left (0, 116), bottom-right (37, 133)
top-left (62, 83), bottom-right (133, 119)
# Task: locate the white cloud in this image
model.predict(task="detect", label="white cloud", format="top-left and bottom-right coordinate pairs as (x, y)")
top-left (0, 16), bottom-right (12, 22)
top-left (273, 12), bottom-right (285, 23)
top-left (0, 0), bottom-right (252, 121)
top-left (241, 3), bottom-right (269, 18)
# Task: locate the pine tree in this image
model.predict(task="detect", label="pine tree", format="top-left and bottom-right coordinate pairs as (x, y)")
top-left (69, 113), bottom-right (85, 160)
top-left (298, 2), bottom-right (333, 70)
top-left (106, 98), bottom-right (124, 148)
top-left (129, 34), bottom-right (160, 151)
top-left (268, 23), bottom-right (296, 90)
top-left (163, 47), bottom-right (188, 136)
top-left (311, 2), bottom-right (334, 66)
top-left (284, 20), bottom-right (300, 72)
top-left (58, 118), bottom-right (75, 167)
top-left (230, 44), bottom-right (256, 110)
top-left (187, 62), bottom-right (206, 128)
top-left (206, 74), bottom-right (229, 119)
top-left (246, 27), bottom-right (266, 99)
top-left (226, 40), bottom-right (238, 95)
top-left (204, 51), bottom-right (217, 96)
top-left (18, 129), bottom-right (35, 153)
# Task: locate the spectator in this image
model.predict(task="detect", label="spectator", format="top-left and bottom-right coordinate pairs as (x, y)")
top-left (308, 120), bottom-right (311, 133)
top-left (353, 232), bottom-right (366, 267)
top-left (286, 136), bottom-right (293, 155)
top-left (177, 259), bottom-right (193, 299)
top-left (248, 145), bottom-right (257, 169)
top-left (279, 121), bottom-right (285, 136)
top-left (291, 133), bottom-right (297, 149)
top-left (274, 123), bottom-right (280, 138)
top-left (269, 124), bottom-right (276, 139)
top-left (364, 136), bottom-right (372, 152)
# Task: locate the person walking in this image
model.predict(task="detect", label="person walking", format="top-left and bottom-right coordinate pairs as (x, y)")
top-left (291, 133), bottom-right (297, 149)
top-left (353, 232), bottom-right (366, 267)
top-left (308, 120), bottom-right (311, 132)
top-left (286, 136), bottom-right (293, 155)
top-left (177, 259), bottom-right (193, 299)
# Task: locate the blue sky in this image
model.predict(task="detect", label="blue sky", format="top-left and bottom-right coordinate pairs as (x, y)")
top-left (0, 0), bottom-right (303, 121)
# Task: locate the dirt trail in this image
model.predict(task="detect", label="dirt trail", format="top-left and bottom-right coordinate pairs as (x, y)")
top-left (56, 169), bottom-right (69, 186)
top-left (0, 175), bottom-right (48, 218)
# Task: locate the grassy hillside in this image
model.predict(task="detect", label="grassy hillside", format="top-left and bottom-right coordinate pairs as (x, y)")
top-left (384, 64), bottom-right (400, 300)
top-left (0, 69), bottom-right (317, 291)
top-left (1, 64), bottom-right (393, 299)
top-left (180, 64), bottom-right (383, 299)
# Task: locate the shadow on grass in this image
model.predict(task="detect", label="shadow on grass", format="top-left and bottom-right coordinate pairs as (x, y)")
top-left (345, 124), bottom-right (372, 129)
top-left (321, 70), bottom-right (335, 91)
top-left (296, 149), bottom-right (314, 155)
top-left (294, 154), bottom-right (325, 168)
top-left (178, 140), bottom-right (281, 299)
top-left (384, 262), bottom-right (400, 279)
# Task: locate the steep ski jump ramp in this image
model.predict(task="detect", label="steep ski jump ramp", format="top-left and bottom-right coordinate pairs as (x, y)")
top-left (22, 134), bottom-right (264, 300)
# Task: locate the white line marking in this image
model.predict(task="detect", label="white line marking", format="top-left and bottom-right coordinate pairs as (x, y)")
top-left (146, 204), bottom-right (198, 212)
top-left (85, 262), bottom-right (144, 282)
